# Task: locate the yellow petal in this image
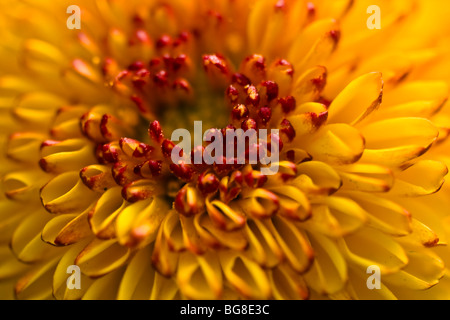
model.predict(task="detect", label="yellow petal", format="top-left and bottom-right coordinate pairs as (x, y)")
top-left (40, 138), bottom-right (97, 173)
top-left (52, 239), bottom-right (94, 300)
top-left (257, 1), bottom-right (288, 59)
top-left (23, 38), bottom-right (67, 68)
top-left (51, 105), bottom-right (88, 140)
top-left (383, 250), bottom-right (445, 290)
top-left (361, 117), bottom-right (438, 150)
top-left (328, 72), bottom-right (383, 125)
top-left (360, 146), bottom-right (431, 169)
top-left (382, 81), bottom-right (448, 109)
top-left (117, 245), bottom-right (158, 300)
top-left (151, 215), bottom-right (180, 277)
top-left (6, 132), bottom-right (46, 163)
top-left (356, 52), bottom-right (412, 86)
top-left (42, 209), bottom-right (92, 246)
top-left (15, 256), bottom-right (60, 300)
top-left (3, 169), bottom-right (47, 201)
top-left (292, 66), bottom-right (327, 104)
top-left (388, 160), bottom-right (448, 196)
top-left (82, 268), bottom-right (124, 300)
top-left (79, 164), bottom-right (118, 193)
top-left (288, 19), bottom-right (339, 72)
top-left (346, 265), bottom-right (397, 300)
top-left (11, 209), bottom-right (64, 263)
top-left (397, 218), bottom-right (439, 248)
top-left (387, 269), bottom-right (450, 300)
top-left (265, 185), bottom-right (311, 221)
top-left (162, 210), bottom-right (185, 252)
top-left (206, 198), bottom-right (246, 231)
top-left (246, 0), bottom-right (273, 53)
top-left (245, 219), bottom-right (283, 268)
top-left (196, 213), bottom-right (247, 251)
top-left (89, 187), bottom-right (126, 239)
top-left (0, 200), bottom-right (29, 242)
top-left (0, 245), bottom-right (29, 279)
top-left (373, 100), bottom-right (445, 121)
top-left (265, 216), bottom-right (314, 273)
top-left (149, 270), bottom-right (180, 300)
top-left (303, 232), bottom-right (347, 295)
top-left (116, 196), bottom-right (169, 249)
top-left (40, 171), bottom-right (99, 214)
top-left (75, 238), bottom-right (130, 278)
top-left (176, 251), bottom-right (223, 300)
top-left (12, 92), bottom-right (66, 125)
top-left (269, 264), bottom-right (309, 300)
top-left (220, 251), bottom-right (272, 299)
top-left (339, 227), bottom-right (408, 274)
top-left (359, 118), bottom-right (439, 168)
top-left (304, 197), bottom-right (367, 237)
top-left (303, 123), bottom-right (365, 165)
top-left (239, 188), bottom-right (279, 219)
top-left (292, 160), bottom-right (342, 195)
top-left (338, 163), bottom-right (394, 193)
top-left (179, 214), bottom-right (207, 254)
top-left (346, 192), bottom-right (412, 236)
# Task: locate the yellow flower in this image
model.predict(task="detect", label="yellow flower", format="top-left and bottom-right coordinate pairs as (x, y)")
top-left (1, 0), bottom-right (450, 300)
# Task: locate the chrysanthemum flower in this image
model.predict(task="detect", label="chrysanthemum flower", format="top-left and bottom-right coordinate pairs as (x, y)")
top-left (1, 0), bottom-right (450, 300)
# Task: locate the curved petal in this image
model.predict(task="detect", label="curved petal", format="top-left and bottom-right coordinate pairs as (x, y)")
top-left (6, 132), bottom-right (45, 163)
top-left (219, 251), bottom-right (272, 299)
top-left (3, 169), bottom-right (47, 201)
top-left (196, 213), bottom-right (247, 251)
top-left (288, 19), bottom-right (340, 72)
top-left (269, 264), bottom-right (309, 300)
top-left (245, 218), bottom-right (283, 268)
top-left (82, 268), bottom-right (124, 300)
top-left (117, 245), bottom-right (177, 300)
top-left (42, 209), bottom-right (92, 245)
top-left (339, 227), bottom-right (408, 274)
top-left (52, 239), bottom-right (94, 300)
top-left (304, 197), bottom-right (367, 237)
top-left (40, 138), bottom-right (97, 174)
top-left (116, 196), bottom-right (169, 249)
top-left (346, 192), bottom-right (412, 236)
top-left (11, 91), bottom-right (65, 125)
top-left (75, 238), bottom-right (130, 278)
top-left (303, 232), bottom-right (347, 295)
top-left (361, 117), bottom-right (439, 150)
top-left (40, 171), bottom-right (99, 214)
top-left (206, 198), bottom-right (246, 231)
top-left (0, 245), bottom-right (29, 279)
top-left (388, 160), bottom-right (448, 196)
top-left (265, 216), bottom-right (314, 273)
top-left (292, 66), bottom-right (327, 104)
top-left (11, 210), bottom-right (64, 263)
top-left (266, 185), bottom-right (311, 221)
top-left (328, 72), bottom-right (383, 125)
top-left (346, 265), bottom-right (397, 300)
top-left (239, 188), bottom-right (279, 219)
top-left (89, 187), bottom-right (126, 239)
top-left (15, 256), bottom-right (61, 300)
top-left (303, 123), bottom-right (365, 165)
top-left (382, 81), bottom-right (448, 108)
top-left (151, 214), bottom-right (180, 277)
top-left (176, 251), bottom-right (223, 300)
top-left (383, 250), bottom-right (445, 290)
top-left (338, 163), bottom-right (394, 193)
top-left (292, 160), bottom-right (342, 195)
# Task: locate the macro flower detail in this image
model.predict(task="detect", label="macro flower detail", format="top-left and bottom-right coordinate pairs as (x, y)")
top-left (1, 0), bottom-right (450, 300)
